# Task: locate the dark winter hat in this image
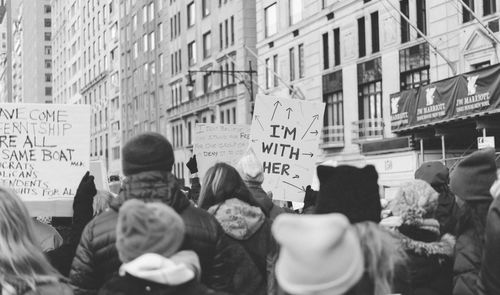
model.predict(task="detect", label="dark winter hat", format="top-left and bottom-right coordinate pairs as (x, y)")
top-left (315, 165), bottom-right (382, 223)
top-left (415, 161), bottom-right (449, 187)
top-left (122, 132), bottom-right (174, 176)
top-left (116, 199), bottom-right (185, 263)
top-left (450, 148), bottom-right (497, 202)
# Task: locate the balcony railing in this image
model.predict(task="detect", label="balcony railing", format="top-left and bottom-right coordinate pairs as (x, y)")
top-left (352, 118), bottom-right (384, 143)
top-left (320, 125), bottom-right (344, 148)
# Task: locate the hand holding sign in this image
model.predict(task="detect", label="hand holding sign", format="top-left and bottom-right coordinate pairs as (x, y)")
top-left (250, 95), bottom-right (325, 202)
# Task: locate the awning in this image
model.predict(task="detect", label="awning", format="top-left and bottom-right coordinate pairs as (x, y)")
top-left (391, 63), bottom-right (500, 132)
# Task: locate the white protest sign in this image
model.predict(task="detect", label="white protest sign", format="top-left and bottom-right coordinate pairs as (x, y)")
top-left (0, 103), bottom-right (90, 216)
top-left (478, 136), bottom-right (495, 149)
top-left (250, 95), bottom-right (325, 202)
top-left (194, 123), bottom-right (250, 179)
top-left (90, 160), bottom-right (109, 191)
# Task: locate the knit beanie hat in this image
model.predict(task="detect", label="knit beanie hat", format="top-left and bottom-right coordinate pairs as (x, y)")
top-left (415, 161), bottom-right (449, 187)
top-left (236, 148), bottom-right (264, 184)
top-left (450, 148), bottom-right (497, 202)
top-left (389, 179), bottom-right (438, 229)
top-left (272, 213), bottom-right (364, 295)
top-left (122, 132), bottom-right (175, 176)
top-left (315, 165), bottom-right (382, 224)
top-left (116, 199), bottom-right (185, 263)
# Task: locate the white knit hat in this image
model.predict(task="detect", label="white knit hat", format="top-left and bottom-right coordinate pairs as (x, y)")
top-left (272, 213), bottom-right (364, 295)
top-left (236, 148), bottom-right (264, 184)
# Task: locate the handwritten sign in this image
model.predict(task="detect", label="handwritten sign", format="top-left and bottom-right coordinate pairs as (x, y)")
top-left (0, 103), bottom-right (90, 216)
top-left (194, 123), bottom-right (250, 179)
top-left (249, 95), bottom-right (325, 202)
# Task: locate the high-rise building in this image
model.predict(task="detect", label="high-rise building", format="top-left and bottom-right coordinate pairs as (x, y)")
top-left (6, 0), bottom-right (52, 103)
top-left (52, 0), bottom-right (121, 175)
top-left (164, 0), bottom-right (257, 184)
top-left (256, 0), bottom-right (500, 195)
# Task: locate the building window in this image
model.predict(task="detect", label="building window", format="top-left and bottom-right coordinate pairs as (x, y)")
top-left (230, 16), bottom-right (235, 45)
top-left (484, 0), bottom-right (496, 15)
top-left (273, 54), bottom-right (279, 87)
top-left (187, 2), bottom-right (195, 27)
top-left (225, 19), bottom-right (229, 48)
top-left (324, 91), bottom-right (343, 128)
top-left (188, 41), bottom-right (196, 65)
top-left (266, 58), bottom-right (271, 89)
top-left (44, 5), bottom-right (51, 13)
top-left (322, 33), bottom-right (329, 69)
top-left (472, 60), bottom-right (491, 69)
top-left (203, 31), bottom-right (211, 58)
top-left (371, 11), bottom-right (379, 53)
top-left (357, 17), bottom-right (366, 57)
top-left (265, 3), bottom-right (278, 37)
top-left (219, 23), bottom-right (223, 49)
top-left (203, 73), bottom-right (212, 93)
top-left (143, 5), bottom-right (148, 23)
top-left (202, 0), bottom-right (210, 17)
top-left (289, 47), bottom-right (295, 81)
top-left (289, 0), bottom-right (302, 25)
top-left (45, 60), bottom-right (52, 68)
top-left (416, 0), bottom-right (427, 36)
top-left (44, 32), bottom-right (51, 41)
top-left (357, 59), bottom-right (383, 120)
top-left (298, 44), bottom-right (304, 78)
top-left (399, 43), bottom-right (430, 91)
top-left (462, 0), bottom-right (474, 23)
top-left (44, 18), bottom-right (51, 27)
top-left (149, 2), bottom-right (155, 21)
top-left (400, 0), bottom-right (410, 43)
top-left (45, 74), bottom-right (52, 82)
top-left (45, 87), bottom-right (52, 96)
top-left (44, 46), bottom-right (52, 55)
top-left (333, 28), bottom-right (341, 66)
top-left (150, 32), bottom-right (155, 50)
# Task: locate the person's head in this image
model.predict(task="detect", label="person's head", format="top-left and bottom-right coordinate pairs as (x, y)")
top-left (122, 132), bottom-right (174, 176)
top-left (315, 165), bottom-right (382, 224)
top-left (415, 161), bottom-right (449, 193)
top-left (236, 148), bottom-right (264, 185)
top-left (0, 187), bottom-right (59, 288)
top-left (272, 213), bottom-right (364, 295)
top-left (352, 222), bottom-right (406, 295)
top-left (116, 199), bottom-right (185, 263)
top-left (198, 162), bottom-right (264, 212)
top-left (93, 190), bottom-right (113, 216)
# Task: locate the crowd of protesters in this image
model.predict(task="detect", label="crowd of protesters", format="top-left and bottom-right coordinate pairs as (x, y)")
top-left (1, 131), bottom-right (499, 295)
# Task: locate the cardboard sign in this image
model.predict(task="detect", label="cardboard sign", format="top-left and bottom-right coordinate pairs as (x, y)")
top-left (194, 123), bottom-right (251, 179)
top-left (90, 160), bottom-right (109, 191)
top-left (0, 103), bottom-right (90, 216)
top-left (250, 95), bottom-right (325, 202)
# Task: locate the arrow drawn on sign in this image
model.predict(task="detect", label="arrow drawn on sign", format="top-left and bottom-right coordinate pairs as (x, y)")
top-left (254, 115), bottom-right (264, 131)
top-left (310, 130), bottom-right (318, 136)
top-left (286, 108), bottom-right (293, 119)
top-left (271, 101), bottom-right (282, 121)
top-left (282, 181), bottom-right (306, 192)
top-left (302, 152), bottom-right (314, 157)
top-left (292, 175), bottom-right (299, 179)
top-left (301, 114), bottom-right (320, 140)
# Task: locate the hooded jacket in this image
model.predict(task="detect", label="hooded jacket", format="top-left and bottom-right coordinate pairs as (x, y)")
top-left (98, 252), bottom-right (229, 295)
top-left (478, 196), bottom-right (500, 295)
top-left (70, 171), bottom-right (265, 295)
top-left (208, 198), bottom-right (278, 295)
top-left (246, 182), bottom-right (287, 220)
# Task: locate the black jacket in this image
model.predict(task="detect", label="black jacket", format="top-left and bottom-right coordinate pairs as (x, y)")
top-left (478, 196), bottom-right (500, 295)
top-left (98, 274), bottom-right (230, 295)
top-left (70, 171), bottom-right (264, 295)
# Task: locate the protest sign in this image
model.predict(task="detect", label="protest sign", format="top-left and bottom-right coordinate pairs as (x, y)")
top-left (90, 160), bottom-right (109, 191)
top-left (250, 95), bottom-right (325, 202)
top-left (194, 123), bottom-right (250, 179)
top-left (0, 103), bottom-right (90, 216)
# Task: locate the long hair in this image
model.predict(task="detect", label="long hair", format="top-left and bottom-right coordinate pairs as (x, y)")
top-left (0, 187), bottom-right (60, 289)
top-left (352, 222), bottom-right (407, 295)
top-left (198, 162), bottom-right (267, 215)
top-left (93, 190), bottom-right (113, 216)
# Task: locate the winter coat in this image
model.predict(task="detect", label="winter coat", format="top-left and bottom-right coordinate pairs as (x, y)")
top-left (208, 198), bottom-right (278, 295)
top-left (98, 252), bottom-right (229, 295)
top-left (3, 277), bottom-right (73, 295)
top-left (453, 202), bottom-right (490, 295)
top-left (70, 171), bottom-right (265, 295)
top-left (478, 196), bottom-right (500, 295)
top-left (246, 182), bottom-right (286, 220)
top-left (395, 229), bottom-right (455, 295)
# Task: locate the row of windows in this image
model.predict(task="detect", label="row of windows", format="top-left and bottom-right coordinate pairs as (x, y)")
top-left (90, 134), bottom-right (108, 158)
top-left (264, 0), bottom-right (302, 38)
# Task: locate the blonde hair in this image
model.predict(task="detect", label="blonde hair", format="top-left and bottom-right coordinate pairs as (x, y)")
top-left (0, 187), bottom-right (60, 289)
top-left (93, 190), bottom-right (113, 216)
top-left (352, 222), bottom-right (407, 295)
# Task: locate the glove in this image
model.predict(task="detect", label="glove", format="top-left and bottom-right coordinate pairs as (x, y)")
top-left (303, 185), bottom-right (317, 209)
top-left (76, 171), bottom-right (97, 198)
top-left (186, 155), bottom-right (198, 174)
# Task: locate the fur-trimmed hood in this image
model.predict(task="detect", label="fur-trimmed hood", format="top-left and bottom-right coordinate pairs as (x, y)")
top-left (397, 232), bottom-right (456, 258)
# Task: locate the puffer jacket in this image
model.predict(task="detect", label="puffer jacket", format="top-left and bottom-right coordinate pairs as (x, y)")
top-left (453, 202), bottom-right (491, 295)
top-left (478, 196), bottom-right (500, 295)
top-left (70, 171), bottom-right (264, 295)
top-left (208, 198), bottom-right (278, 295)
top-left (246, 182), bottom-right (286, 220)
